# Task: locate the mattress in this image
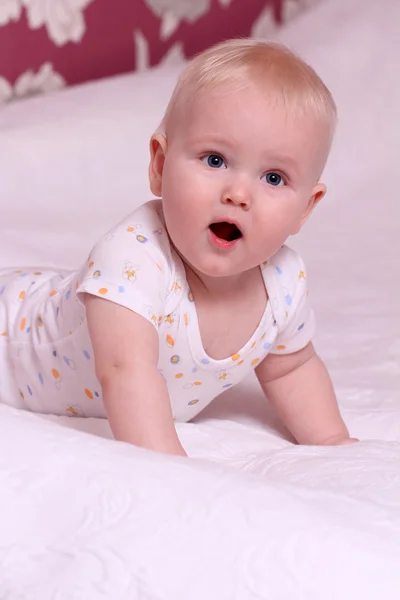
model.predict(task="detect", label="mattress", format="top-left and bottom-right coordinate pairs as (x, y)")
top-left (0, 0), bottom-right (399, 597)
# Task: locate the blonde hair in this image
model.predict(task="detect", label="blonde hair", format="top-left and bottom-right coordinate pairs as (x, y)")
top-left (161, 38), bottom-right (337, 144)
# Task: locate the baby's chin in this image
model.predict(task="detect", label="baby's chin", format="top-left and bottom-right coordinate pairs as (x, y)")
top-left (185, 255), bottom-right (260, 281)
top-left (171, 237), bottom-right (264, 280)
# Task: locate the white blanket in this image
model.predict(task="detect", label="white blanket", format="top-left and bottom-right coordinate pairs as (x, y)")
top-left (0, 0), bottom-right (399, 597)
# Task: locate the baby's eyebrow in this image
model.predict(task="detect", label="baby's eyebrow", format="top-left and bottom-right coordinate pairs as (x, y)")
top-left (263, 154), bottom-right (300, 174)
top-left (187, 134), bottom-right (234, 148)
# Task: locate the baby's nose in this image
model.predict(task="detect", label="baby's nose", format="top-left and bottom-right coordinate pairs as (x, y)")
top-left (221, 185), bottom-right (251, 209)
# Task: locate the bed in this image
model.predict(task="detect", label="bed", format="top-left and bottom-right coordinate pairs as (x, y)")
top-left (0, 0), bottom-right (399, 597)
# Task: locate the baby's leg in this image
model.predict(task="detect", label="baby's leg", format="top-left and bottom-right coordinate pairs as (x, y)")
top-left (0, 270), bottom-right (26, 409)
top-left (0, 342), bottom-right (29, 410)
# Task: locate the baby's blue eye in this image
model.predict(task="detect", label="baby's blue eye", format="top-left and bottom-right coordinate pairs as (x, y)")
top-left (203, 154), bottom-right (226, 169)
top-left (262, 172), bottom-right (285, 187)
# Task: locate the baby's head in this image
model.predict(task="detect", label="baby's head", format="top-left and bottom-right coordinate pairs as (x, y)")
top-left (149, 39), bottom-right (337, 278)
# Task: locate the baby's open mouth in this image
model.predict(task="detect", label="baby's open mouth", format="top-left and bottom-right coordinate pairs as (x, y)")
top-left (209, 222), bottom-right (242, 242)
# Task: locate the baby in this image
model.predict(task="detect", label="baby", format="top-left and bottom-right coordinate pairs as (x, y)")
top-left (0, 39), bottom-right (357, 456)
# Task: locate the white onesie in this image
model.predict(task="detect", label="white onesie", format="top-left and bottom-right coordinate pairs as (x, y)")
top-left (0, 200), bottom-right (315, 422)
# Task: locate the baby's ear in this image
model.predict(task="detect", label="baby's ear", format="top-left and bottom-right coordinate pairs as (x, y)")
top-left (149, 134), bottom-right (168, 197)
top-left (293, 183), bottom-right (327, 233)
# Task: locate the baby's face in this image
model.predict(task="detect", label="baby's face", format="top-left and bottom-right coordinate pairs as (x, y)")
top-left (157, 84), bottom-right (329, 278)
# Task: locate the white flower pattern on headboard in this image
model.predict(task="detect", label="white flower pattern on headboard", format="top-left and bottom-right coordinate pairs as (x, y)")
top-left (0, 0), bottom-right (21, 25)
top-left (0, 0), bottom-right (321, 106)
top-left (144, 0), bottom-right (211, 24)
top-left (21, 0), bottom-right (95, 45)
top-left (0, 62), bottom-right (65, 104)
top-left (0, 0), bottom-right (93, 44)
top-left (145, 0), bottom-right (210, 39)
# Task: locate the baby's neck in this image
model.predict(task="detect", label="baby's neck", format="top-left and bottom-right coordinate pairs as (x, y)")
top-left (184, 262), bottom-right (260, 301)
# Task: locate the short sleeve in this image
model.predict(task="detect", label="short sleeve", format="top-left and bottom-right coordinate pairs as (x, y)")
top-left (76, 206), bottom-right (174, 330)
top-left (262, 246), bottom-right (316, 355)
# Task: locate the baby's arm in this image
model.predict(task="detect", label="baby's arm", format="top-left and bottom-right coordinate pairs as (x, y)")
top-left (256, 342), bottom-right (356, 445)
top-left (85, 295), bottom-right (186, 456)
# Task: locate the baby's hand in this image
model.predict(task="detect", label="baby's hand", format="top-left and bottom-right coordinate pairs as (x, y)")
top-left (336, 437), bottom-right (359, 446)
top-left (320, 435), bottom-right (359, 446)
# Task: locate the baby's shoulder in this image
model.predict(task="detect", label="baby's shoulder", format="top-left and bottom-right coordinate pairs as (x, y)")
top-left (263, 244), bottom-right (308, 284)
top-left (98, 200), bottom-right (173, 261)
top-left (261, 245), bottom-right (309, 314)
top-left (79, 201), bottom-right (187, 315)
top-left (264, 244), bottom-right (304, 273)
top-left (111, 199), bottom-right (165, 238)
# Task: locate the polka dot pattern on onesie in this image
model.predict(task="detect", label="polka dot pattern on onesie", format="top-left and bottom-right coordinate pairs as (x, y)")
top-left (0, 201), bottom-right (315, 422)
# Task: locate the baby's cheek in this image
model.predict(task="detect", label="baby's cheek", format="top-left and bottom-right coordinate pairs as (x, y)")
top-left (276, 198), bottom-right (305, 230)
top-left (165, 171), bottom-right (191, 205)
top-left (259, 207), bottom-right (292, 237)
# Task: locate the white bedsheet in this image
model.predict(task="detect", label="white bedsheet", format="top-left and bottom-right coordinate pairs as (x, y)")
top-left (1, 0), bottom-right (399, 597)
